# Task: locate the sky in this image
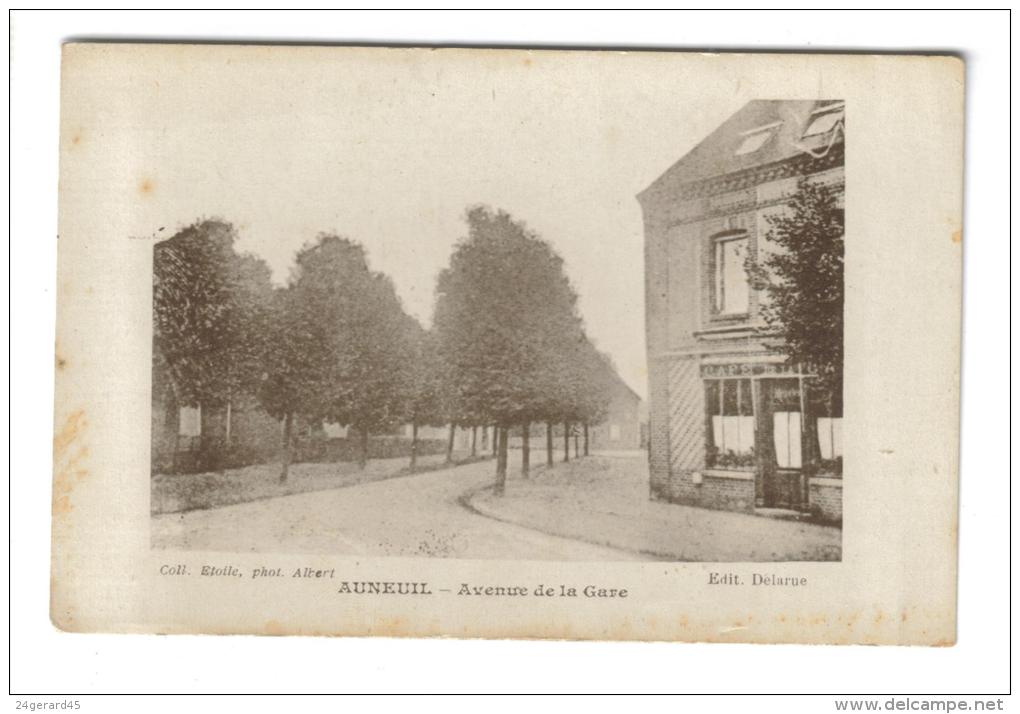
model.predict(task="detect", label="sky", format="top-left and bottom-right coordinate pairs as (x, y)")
top-left (77, 46), bottom-right (757, 399)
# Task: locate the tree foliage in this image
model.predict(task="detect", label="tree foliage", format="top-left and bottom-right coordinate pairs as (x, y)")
top-left (260, 234), bottom-right (414, 433)
top-left (257, 235), bottom-right (417, 477)
top-left (153, 219), bottom-right (274, 407)
top-left (405, 325), bottom-right (452, 430)
top-left (433, 206), bottom-right (586, 428)
top-left (748, 178), bottom-right (844, 402)
top-left (155, 208), bottom-right (619, 485)
top-left (573, 339), bottom-right (616, 427)
top-left (433, 206), bottom-right (614, 489)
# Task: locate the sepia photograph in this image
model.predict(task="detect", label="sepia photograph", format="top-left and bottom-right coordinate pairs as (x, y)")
top-left (147, 88), bottom-right (844, 563)
top-left (48, 42), bottom-right (962, 646)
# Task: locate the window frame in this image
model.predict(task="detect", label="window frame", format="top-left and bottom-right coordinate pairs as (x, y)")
top-left (704, 377), bottom-right (756, 470)
top-left (178, 404), bottom-right (202, 439)
top-left (802, 102), bottom-right (845, 138)
top-left (711, 231), bottom-right (752, 318)
top-left (734, 121), bottom-right (781, 156)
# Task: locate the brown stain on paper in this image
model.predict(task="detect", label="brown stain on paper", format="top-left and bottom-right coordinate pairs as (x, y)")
top-left (52, 410), bottom-right (89, 515)
top-left (263, 620), bottom-right (287, 636)
top-left (951, 229), bottom-right (961, 244)
top-left (139, 178), bottom-right (155, 196)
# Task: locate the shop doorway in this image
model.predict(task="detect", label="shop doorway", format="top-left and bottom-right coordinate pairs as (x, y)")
top-left (756, 378), bottom-right (807, 511)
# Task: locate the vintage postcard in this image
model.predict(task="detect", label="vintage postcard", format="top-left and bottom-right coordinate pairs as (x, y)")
top-left (52, 44), bottom-right (963, 643)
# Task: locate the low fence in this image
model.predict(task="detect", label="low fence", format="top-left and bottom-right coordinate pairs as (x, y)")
top-left (157, 435), bottom-right (449, 475)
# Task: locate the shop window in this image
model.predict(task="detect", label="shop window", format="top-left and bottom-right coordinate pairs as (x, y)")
top-left (713, 234), bottom-right (750, 315)
top-left (817, 418), bottom-right (843, 460)
top-left (706, 379), bottom-right (755, 469)
top-left (178, 405), bottom-right (201, 437)
top-left (810, 385), bottom-right (843, 474)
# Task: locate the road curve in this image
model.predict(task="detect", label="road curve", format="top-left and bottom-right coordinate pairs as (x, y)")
top-left (152, 454), bottom-right (644, 561)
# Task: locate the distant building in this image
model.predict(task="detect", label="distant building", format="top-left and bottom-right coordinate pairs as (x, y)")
top-left (639, 100), bottom-right (844, 522)
top-left (150, 350), bottom-right (281, 474)
top-left (401, 424), bottom-right (476, 452)
top-left (589, 372), bottom-right (644, 451)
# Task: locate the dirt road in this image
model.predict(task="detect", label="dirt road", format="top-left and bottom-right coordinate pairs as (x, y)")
top-left (152, 450), bottom-right (644, 561)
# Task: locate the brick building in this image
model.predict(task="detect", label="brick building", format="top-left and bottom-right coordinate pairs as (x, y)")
top-left (639, 100), bottom-right (844, 523)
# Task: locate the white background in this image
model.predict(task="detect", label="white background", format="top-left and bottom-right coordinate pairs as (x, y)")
top-left (7, 8), bottom-right (1013, 704)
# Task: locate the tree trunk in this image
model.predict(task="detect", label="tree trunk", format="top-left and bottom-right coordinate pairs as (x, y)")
top-left (494, 425), bottom-right (508, 496)
top-left (521, 421), bottom-right (530, 478)
top-left (481, 426), bottom-right (489, 453)
top-left (358, 426), bottom-right (369, 471)
top-left (410, 421), bottom-right (419, 471)
top-left (279, 411), bottom-right (293, 483)
top-left (546, 421), bottom-right (554, 466)
top-left (446, 422), bottom-right (456, 464)
top-left (574, 431), bottom-right (580, 458)
top-left (471, 425), bottom-right (477, 457)
top-left (563, 421), bottom-right (570, 462)
top-left (492, 425), bottom-right (498, 456)
top-left (583, 423), bottom-right (589, 456)
top-left (225, 397), bottom-right (233, 449)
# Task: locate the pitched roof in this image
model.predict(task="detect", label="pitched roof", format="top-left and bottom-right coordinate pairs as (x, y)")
top-left (638, 99), bottom-right (843, 202)
top-left (602, 359), bottom-right (643, 404)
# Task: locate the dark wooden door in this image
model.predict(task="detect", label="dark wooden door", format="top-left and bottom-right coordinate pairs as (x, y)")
top-left (758, 379), bottom-right (806, 510)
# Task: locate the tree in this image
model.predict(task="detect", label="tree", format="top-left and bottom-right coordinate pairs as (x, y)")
top-left (533, 332), bottom-right (613, 463)
top-left (433, 206), bottom-right (585, 494)
top-left (260, 234), bottom-right (414, 480)
top-left (155, 220), bottom-right (244, 405)
top-left (257, 282), bottom-right (330, 483)
top-left (404, 325), bottom-right (450, 471)
top-left (153, 219), bottom-right (274, 466)
top-left (573, 339), bottom-right (615, 456)
top-left (747, 178), bottom-right (844, 475)
top-left (222, 253), bottom-right (276, 445)
top-left (747, 179), bottom-right (844, 407)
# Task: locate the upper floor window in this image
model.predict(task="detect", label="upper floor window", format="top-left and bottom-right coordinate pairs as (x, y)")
top-left (714, 233), bottom-right (750, 315)
top-left (803, 103), bottom-right (844, 138)
top-left (734, 122), bottom-right (780, 156)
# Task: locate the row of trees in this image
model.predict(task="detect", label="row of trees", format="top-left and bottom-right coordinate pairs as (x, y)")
top-left (432, 206), bottom-right (612, 494)
top-left (153, 206), bottom-right (613, 493)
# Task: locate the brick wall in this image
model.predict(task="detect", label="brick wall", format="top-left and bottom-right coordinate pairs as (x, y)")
top-left (653, 471), bottom-right (754, 513)
top-left (692, 475), bottom-right (755, 513)
top-left (150, 376), bottom-right (178, 474)
top-left (667, 356), bottom-right (703, 474)
top-left (647, 357), bottom-right (671, 498)
top-left (809, 479), bottom-right (843, 524)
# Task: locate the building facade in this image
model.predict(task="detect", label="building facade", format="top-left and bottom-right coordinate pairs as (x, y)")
top-left (640, 100), bottom-right (844, 523)
top-left (589, 372), bottom-right (645, 451)
top-left (151, 354), bottom-right (283, 474)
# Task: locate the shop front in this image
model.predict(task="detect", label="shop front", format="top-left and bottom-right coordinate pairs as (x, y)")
top-left (700, 360), bottom-right (842, 519)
